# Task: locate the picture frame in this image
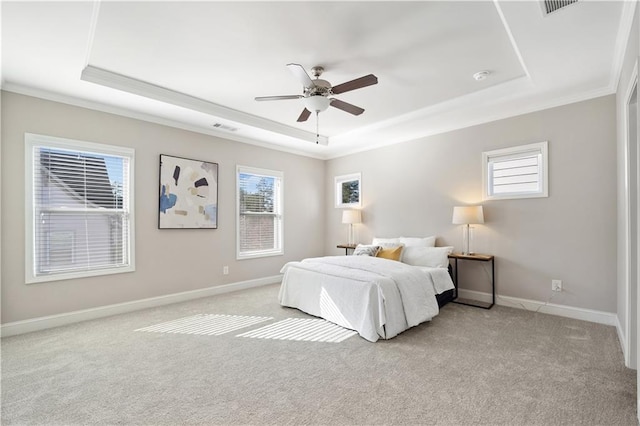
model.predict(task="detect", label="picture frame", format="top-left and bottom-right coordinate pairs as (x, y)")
top-left (335, 172), bottom-right (361, 208)
top-left (159, 154), bottom-right (218, 229)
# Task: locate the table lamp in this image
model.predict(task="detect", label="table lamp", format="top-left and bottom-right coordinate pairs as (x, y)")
top-left (342, 209), bottom-right (362, 245)
top-left (452, 206), bottom-right (484, 255)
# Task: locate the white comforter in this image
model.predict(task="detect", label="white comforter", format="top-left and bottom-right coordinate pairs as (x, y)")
top-left (278, 256), bottom-right (454, 342)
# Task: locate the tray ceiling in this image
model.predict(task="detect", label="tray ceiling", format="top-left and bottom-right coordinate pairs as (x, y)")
top-left (1, 1), bottom-right (632, 158)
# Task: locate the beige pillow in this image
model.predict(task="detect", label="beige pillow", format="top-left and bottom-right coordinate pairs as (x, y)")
top-left (376, 246), bottom-right (404, 261)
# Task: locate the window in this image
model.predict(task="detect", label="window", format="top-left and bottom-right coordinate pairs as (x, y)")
top-left (25, 133), bottom-right (135, 283)
top-left (482, 141), bottom-right (548, 200)
top-left (236, 166), bottom-right (283, 259)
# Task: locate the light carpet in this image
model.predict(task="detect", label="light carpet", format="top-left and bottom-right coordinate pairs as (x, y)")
top-left (135, 314), bottom-right (273, 336)
top-left (237, 317), bottom-right (358, 342)
top-left (1, 283), bottom-right (636, 425)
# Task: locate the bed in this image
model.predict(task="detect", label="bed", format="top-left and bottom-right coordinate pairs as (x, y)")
top-left (278, 250), bottom-right (455, 342)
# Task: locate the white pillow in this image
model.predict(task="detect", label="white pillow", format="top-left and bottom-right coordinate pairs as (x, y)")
top-left (402, 246), bottom-right (454, 268)
top-left (372, 237), bottom-right (400, 246)
top-left (399, 236), bottom-right (436, 247)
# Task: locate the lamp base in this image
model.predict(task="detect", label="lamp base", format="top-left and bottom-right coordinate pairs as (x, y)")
top-left (347, 224), bottom-right (355, 246)
top-left (462, 224), bottom-right (470, 255)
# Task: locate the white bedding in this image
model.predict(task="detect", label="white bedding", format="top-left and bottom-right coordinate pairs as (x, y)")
top-left (278, 256), bottom-right (454, 342)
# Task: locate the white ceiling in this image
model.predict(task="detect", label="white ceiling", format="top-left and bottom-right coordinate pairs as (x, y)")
top-left (1, 1), bottom-right (634, 159)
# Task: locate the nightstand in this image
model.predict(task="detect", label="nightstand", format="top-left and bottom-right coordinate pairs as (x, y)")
top-left (448, 253), bottom-right (495, 309)
top-left (336, 244), bottom-right (357, 255)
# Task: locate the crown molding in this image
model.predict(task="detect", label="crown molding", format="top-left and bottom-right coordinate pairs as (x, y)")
top-left (80, 65), bottom-right (328, 146)
top-left (610, 0), bottom-right (638, 92)
top-left (3, 68), bottom-right (617, 163)
top-left (2, 83), bottom-right (329, 160)
top-left (324, 83), bottom-right (614, 160)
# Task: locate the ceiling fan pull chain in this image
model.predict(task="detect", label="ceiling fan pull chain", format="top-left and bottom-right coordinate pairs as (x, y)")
top-left (316, 111), bottom-right (320, 144)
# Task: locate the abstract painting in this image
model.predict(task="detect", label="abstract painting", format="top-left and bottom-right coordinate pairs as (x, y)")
top-left (159, 154), bottom-right (218, 229)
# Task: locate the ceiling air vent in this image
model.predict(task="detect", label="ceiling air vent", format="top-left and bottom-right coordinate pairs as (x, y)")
top-left (542, 0), bottom-right (578, 15)
top-left (212, 123), bottom-right (238, 132)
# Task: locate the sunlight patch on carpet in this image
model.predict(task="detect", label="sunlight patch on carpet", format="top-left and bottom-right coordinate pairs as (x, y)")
top-left (135, 314), bottom-right (273, 336)
top-left (236, 318), bottom-right (357, 342)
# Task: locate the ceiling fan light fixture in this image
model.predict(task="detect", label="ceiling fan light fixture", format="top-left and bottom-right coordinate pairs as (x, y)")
top-left (304, 95), bottom-right (330, 112)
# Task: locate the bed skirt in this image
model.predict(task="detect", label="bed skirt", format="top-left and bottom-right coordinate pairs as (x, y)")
top-left (436, 288), bottom-right (455, 307)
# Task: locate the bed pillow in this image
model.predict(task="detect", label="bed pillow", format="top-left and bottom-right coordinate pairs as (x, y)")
top-left (372, 237), bottom-right (401, 246)
top-left (402, 246), bottom-right (454, 268)
top-left (399, 236), bottom-right (436, 247)
top-left (352, 244), bottom-right (381, 257)
top-left (376, 245), bottom-right (404, 261)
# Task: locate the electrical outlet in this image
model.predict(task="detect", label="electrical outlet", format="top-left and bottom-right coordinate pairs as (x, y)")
top-left (552, 279), bottom-right (562, 292)
top-left (223, 266), bottom-right (229, 275)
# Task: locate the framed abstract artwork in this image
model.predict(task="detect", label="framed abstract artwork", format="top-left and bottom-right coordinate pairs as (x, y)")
top-left (335, 172), bottom-right (361, 208)
top-left (159, 154), bottom-right (218, 229)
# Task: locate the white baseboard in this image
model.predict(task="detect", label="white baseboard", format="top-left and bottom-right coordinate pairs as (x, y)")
top-left (457, 289), bottom-right (617, 326)
top-left (2, 280), bottom-right (620, 338)
top-left (615, 315), bottom-right (629, 366)
top-left (1, 275), bottom-right (282, 338)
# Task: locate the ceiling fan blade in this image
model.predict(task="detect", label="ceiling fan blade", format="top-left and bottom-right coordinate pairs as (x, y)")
top-left (287, 63), bottom-right (314, 89)
top-left (330, 99), bottom-right (365, 116)
top-left (255, 95), bottom-right (303, 101)
top-left (297, 108), bottom-right (312, 122)
top-left (331, 74), bottom-right (378, 95)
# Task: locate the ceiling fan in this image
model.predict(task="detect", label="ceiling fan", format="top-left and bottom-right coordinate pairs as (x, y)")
top-left (255, 63), bottom-right (378, 134)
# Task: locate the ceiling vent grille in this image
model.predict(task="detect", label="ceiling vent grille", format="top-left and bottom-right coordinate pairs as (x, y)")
top-left (543, 0), bottom-right (578, 15)
top-left (212, 123), bottom-right (238, 132)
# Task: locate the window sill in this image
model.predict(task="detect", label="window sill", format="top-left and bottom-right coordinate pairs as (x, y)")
top-left (26, 265), bottom-right (136, 284)
top-left (236, 251), bottom-right (284, 261)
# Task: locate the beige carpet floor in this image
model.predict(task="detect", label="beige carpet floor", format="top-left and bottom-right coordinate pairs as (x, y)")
top-left (1, 283), bottom-right (636, 425)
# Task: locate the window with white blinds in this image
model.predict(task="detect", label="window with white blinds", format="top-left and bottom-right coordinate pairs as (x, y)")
top-left (482, 141), bottom-right (548, 200)
top-left (25, 133), bottom-right (135, 283)
top-left (236, 166), bottom-right (283, 259)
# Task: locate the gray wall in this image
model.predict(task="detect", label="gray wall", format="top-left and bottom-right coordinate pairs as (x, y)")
top-left (1, 91), bottom-right (325, 323)
top-left (0, 89), bottom-right (620, 322)
top-left (326, 95), bottom-right (617, 313)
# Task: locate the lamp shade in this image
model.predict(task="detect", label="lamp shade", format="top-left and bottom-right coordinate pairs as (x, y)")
top-left (304, 95), bottom-right (330, 112)
top-left (452, 206), bottom-right (484, 225)
top-left (342, 209), bottom-right (362, 224)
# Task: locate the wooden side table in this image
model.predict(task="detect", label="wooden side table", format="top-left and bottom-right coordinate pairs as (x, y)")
top-left (336, 244), bottom-right (357, 255)
top-left (448, 253), bottom-right (495, 309)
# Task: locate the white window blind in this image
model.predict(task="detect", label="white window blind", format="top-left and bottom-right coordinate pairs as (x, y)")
top-left (483, 141), bottom-right (548, 200)
top-left (237, 166), bottom-right (283, 259)
top-left (25, 133), bottom-right (135, 283)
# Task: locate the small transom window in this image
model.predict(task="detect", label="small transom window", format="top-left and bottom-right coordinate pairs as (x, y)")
top-left (482, 141), bottom-right (548, 200)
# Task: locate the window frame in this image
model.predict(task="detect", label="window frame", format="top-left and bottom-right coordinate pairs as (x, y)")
top-left (25, 133), bottom-right (136, 283)
top-left (482, 141), bottom-right (549, 201)
top-left (236, 165), bottom-right (284, 260)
